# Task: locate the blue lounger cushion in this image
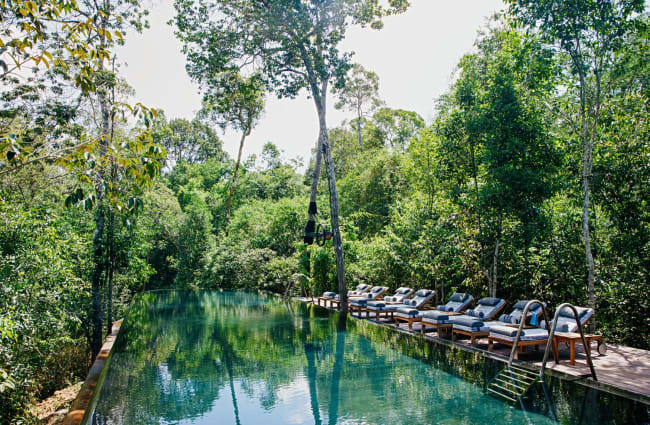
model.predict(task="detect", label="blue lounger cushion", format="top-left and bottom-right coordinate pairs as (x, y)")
top-left (322, 292), bottom-right (337, 299)
top-left (347, 284), bottom-right (371, 296)
top-left (366, 302), bottom-right (405, 311)
top-left (395, 306), bottom-right (420, 317)
top-left (390, 289), bottom-right (437, 318)
top-left (453, 316), bottom-right (485, 329)
top-left (436, 293), bottom-right (473, 313)
top-left (490, 325), bottom-right (549, 341)
top-left (541, 306), bottom-right (594, 333)
top-left (383, 287), bottom-right (414, 303)
top-left (349, 286), bottom-right (388, 303)
top-left (498, 300), bottom-right (545, 325)
top-left (450, 298), bottom-right (505, 325)
top-left (419, 310), bottom-right (450, 323)
top-left (366, 300), bottom-right (386, 308)
top-left (454, 321), bottom-right (505, 333)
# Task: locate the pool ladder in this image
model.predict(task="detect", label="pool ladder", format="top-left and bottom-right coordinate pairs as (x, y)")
top-left (487, 300), bottom-right (598, 404)
top-left (487, 365), bottom-right (539, 402)
top-left (487, 300), bottom-right (550, 403)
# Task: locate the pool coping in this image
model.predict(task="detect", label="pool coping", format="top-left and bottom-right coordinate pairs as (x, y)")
top-left (61, 319), bottom-right (122, 425)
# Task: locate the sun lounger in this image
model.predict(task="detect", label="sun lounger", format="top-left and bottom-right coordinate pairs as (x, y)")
top-left (419, 292), bottom-right (473, 336)
top-left (488, 325), bottom-right (555, 360)
top-left (451, 300), bottom-right (542, 346)
top-left (349, 286), bottom-right (389, 315)
top-left (545, 306), bottom-right (602, 364)
top-left (361, 287), bottom-right (415, 318)
top-left (543, 306), bottom-right (594, 334)
top-left (392, 289), bottom-right (436, 329)
top-left (436, 297), bottom-right (506, 344)
top-left (316, 284), bottom-right (370, 308)
top-left (487, 301), bottom-right (558, 359)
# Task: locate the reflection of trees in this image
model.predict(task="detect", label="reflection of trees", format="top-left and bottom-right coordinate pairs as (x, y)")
top-left (300, 307), bottom-right (322, 425)
top-left (92, 291), bottom-right (310, 424)
top-left (91, 292), bottom-right (562, 425)
top-left (326, 316), bottom-right (346, 425)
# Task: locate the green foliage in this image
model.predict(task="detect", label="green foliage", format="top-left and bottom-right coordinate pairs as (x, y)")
top-left (2, 7), bottom-right (650, 425)
top-left (174, 191), bottom-right (215, 289)
top-left (173, 0), bottom-right (409, 101)
top-left (0, 199), bottom-right (91, 422)
top-left (365, 107), bottom-right (425, 151)
top-left (339, 148), bottom-right (406, 237)
top-left (152, 115), bottom-right (226, 165)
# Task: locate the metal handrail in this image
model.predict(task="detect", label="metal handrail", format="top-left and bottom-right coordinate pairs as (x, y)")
top-left (540, 303), bottom-right (597, 380)
top-left (507, 300), bottom-right (551, 368)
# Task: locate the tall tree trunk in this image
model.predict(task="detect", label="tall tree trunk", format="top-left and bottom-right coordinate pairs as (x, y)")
top-left (315, 83), bottom-right (347, 314)
top-left (225, 129), bottom-right (249, 233)
top-left (300, 47), bottom-right (346, 306)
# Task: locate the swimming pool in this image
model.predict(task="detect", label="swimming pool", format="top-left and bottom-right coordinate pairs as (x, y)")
top-left (88, 291), bottom-right (649, 424)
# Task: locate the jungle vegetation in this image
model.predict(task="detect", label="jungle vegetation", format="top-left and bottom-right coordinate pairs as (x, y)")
top-left (0, 0), bottom-right (648, 423)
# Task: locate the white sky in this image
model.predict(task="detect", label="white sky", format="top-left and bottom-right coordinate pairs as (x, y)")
top-left (116, 0), bottom-right (505, 166)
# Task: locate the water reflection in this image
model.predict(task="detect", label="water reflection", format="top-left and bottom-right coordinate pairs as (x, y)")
top-left (89, 292), bottom-right (645, 425)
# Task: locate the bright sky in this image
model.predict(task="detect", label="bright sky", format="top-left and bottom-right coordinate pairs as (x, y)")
top-left (116, 0), bottom-right (505, 166)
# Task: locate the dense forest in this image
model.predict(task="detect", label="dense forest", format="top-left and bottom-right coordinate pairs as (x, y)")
top-left (1, 0), bottom-right (649, 423)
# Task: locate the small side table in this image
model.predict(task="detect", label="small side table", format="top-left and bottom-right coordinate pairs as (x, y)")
top-left (553, 333), bottom-right (605, 365)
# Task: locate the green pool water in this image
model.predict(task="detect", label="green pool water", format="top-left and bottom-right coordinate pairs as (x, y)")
top-left (89, 291), bottom-right (648, 425)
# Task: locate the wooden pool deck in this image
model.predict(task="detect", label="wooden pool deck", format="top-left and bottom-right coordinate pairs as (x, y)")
top-left (302, 299), bottom-right (650, 402)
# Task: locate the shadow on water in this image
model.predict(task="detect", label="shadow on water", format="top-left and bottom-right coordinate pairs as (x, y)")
top-left (88, 291), bottom-right (649, 425)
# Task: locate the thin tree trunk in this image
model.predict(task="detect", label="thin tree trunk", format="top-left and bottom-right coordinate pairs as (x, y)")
top-left (102, 264), bottom-right (108, 328)
top-left (488, 216), bottom-right (502, 298)
top-left (356, 107), bottom-right (363, 151)
top-left (106, 210), bottom-right (114, 335)
top-left (90, 205), bottom-right (105, 358)
top-left (578, 70), bottom-right (596, 314)
top-left (225, 129), bottom-right (249, 233)
top-left (90, 24), bottom-right (110, 358)
top-left (524, 238), bottom-right (530, 288)
top-left (469, 140), bottom-right (482, 235)
top-left (304, 134), bottom-right (324, 245)
top-left (491, 237), bottom-right (500, 297)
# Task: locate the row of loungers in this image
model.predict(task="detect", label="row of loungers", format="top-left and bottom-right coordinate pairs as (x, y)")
top-left (316, 286), bottom-right (599, 361)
